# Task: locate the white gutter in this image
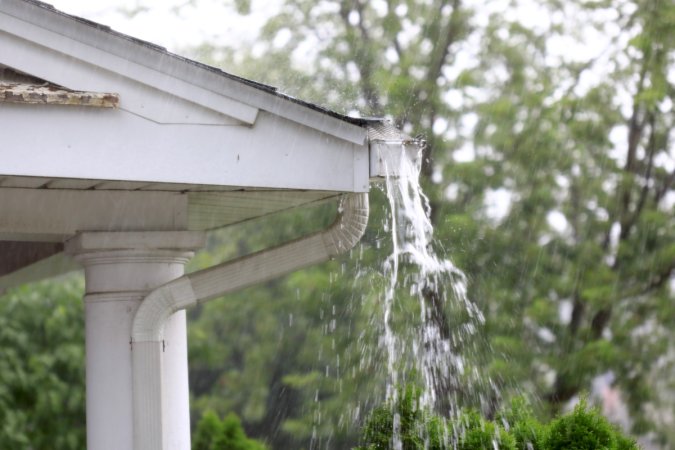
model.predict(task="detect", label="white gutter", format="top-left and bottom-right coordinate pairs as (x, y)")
top-left (131, 193), bottom-right (368, 450)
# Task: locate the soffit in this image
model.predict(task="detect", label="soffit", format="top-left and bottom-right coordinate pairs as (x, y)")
top-left (0, 182), bottom-right (340, 291)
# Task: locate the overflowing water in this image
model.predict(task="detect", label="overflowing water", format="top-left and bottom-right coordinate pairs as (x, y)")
top-left (379, 144), bottom-right (485, 441)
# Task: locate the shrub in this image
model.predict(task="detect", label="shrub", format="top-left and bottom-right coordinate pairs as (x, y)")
top-left (545, 399), bottom-right (638, 450)
top-left (193, 411), bottom-right (224, 450)
top-left (193, 410), bottom-right (267, 450)
top-left (497, 397), bottom-right (547, 450)
top-left (454, 410), bottom-right (516, 450)
top-left (357, 386), bottom-right (640, 450)
top-left (356, 385), bottom-right (447, 450)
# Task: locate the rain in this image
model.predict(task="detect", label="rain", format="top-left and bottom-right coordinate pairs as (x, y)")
top-left (0, 0), bottom-right (673, 449)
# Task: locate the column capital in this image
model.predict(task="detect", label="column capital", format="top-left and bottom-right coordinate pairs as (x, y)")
top-left (65, 231), bottom-right (205, 295)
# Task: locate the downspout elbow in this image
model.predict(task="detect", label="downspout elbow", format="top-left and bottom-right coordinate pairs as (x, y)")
top-left (321, 193), bottom-right (369, 256)
top-left (132, 277), bottom-right (197, 343)
top-left (131, 192), bottom-right (368, 343)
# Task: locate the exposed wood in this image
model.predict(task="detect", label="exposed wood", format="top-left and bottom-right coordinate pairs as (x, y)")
top-left (0, 82), bottom-right (119, 108)
top-left (0, 241), bottom-right (63, 277)
top-left (0, 252), bottom-right (78, 293)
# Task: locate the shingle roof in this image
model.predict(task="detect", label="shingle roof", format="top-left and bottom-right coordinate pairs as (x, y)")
top-left (20, 0), bottom-right (381, 127)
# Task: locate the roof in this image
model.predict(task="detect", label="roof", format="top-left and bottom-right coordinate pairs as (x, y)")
top-left (14, 0), bottom-right (381, 126)
top-left (1, 0), bottom-right (382, 188)
top-left (28, 0), bottom-right (380, 124)
top-left (0, 0), bottom-right (415, 292)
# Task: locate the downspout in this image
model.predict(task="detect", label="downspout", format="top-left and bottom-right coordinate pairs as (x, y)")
top-left (131, 193), bottom-right (368, 450)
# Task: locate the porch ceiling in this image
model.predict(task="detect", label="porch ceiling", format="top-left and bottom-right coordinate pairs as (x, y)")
top-left (0, 178), bottom-right (340, 292)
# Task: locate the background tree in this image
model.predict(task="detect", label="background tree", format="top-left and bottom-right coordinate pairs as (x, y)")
top-left (186, 0), bottom-right (674, 447)
top-left (0, 278), bottom-right (85, 449)
top-left (0, 0), bottom-right (672, 449)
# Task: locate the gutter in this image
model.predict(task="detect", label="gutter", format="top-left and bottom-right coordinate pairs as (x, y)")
top-left (367, 122), bottom-right (423, 180)
top-left (131, 193), bottom-right (368, 450)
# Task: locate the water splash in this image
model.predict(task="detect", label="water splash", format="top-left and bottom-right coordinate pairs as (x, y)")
top-left (380, 144), bottom-right (484, 415)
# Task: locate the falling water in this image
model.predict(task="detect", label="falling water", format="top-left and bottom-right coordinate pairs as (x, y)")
top-left (379, 144), bottom-right (485, 438)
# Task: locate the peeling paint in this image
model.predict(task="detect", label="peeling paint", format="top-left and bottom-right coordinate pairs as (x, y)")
top-left (0, 83), bottom-right (119, 108)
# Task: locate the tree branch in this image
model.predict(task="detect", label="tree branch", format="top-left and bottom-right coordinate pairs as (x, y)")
top-left (385, 0), bottom-right (404, 61)
top-left (645, 263), bottom-right (675, 293)
top-left (654, 165), bottom-right (675, 205)
top-left (569, 293), bottom-right (585, 336)
top-left (621, 112), bottom-right (657, 237)
top-left (339, 0), bottom-right (383, 114)
top-left (590, 307), bottom-right (613, 340)
top-left (426, 0), bottom-right (462, 86)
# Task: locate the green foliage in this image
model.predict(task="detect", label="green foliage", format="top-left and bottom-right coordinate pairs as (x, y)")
top-left (185, 0), bottom-right (675, 447)
top-left (193, 410), bottom-right (267, 450)
top-left (356, 385), bottom-right (448, 450)
top-left (545, 399), bottom-right (638, 450)
top-left (358, 388), bottom-right (639, 450)
top-left (194, 411), bottom-right (225, 450)
top-left (456, 410), bottom-right (516, 450)
top-left (0, 278), bottom-right (85, 450)
top-left (498, 398), bottom-right (547, 450)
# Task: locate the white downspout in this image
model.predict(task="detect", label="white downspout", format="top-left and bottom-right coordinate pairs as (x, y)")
top-left (131, 193), bottom-right (368, 450)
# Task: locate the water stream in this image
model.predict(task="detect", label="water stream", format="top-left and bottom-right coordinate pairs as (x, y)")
top-left (380, 144), bottom-right (485, 444)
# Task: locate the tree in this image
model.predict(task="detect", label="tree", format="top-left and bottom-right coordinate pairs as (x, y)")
top-left (185, 0), bottom-right (674, 447)
top-left (0, 278), bottom-right (85, 449)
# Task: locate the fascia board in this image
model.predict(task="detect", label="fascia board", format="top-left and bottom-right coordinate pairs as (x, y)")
top-left (0, 1), bottom-right (368, 145)
top-left (259, 95), bottom-right (368, 146)
top-left (0, 106), bottom-right (369, 193)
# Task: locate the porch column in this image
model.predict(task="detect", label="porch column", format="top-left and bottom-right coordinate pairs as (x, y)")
top-left (66, 231), bottom-right (205, 450)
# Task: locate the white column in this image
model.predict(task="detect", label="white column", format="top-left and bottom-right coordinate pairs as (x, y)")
top-left (66, 231), bottom-right (205, 450)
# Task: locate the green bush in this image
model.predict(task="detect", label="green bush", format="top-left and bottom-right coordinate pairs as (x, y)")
top-left (497, 397), bottom-right (547, 450)
top-left (193, 410), bottom-right (267, 450)
top-left (356, 385), bottom-right (445, 450)
top-left (545, 400), bottom-right (639, 450)
top-left (455, 410), bottom-right (516, 450)
top-left (356, 387), bottom-right (640, 450)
